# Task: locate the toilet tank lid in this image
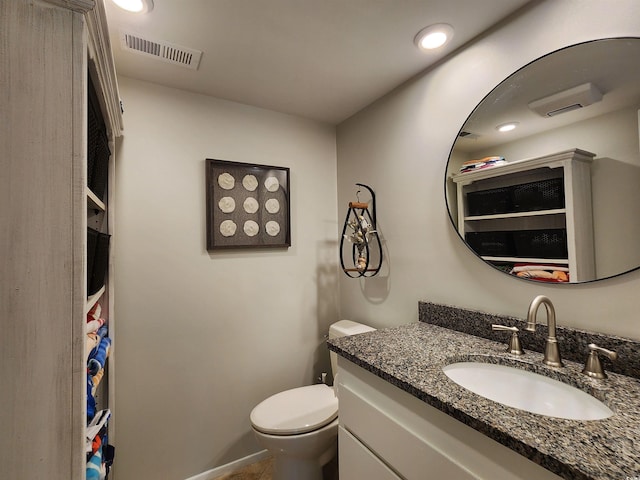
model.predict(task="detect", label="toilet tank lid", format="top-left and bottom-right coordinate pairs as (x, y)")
top-left (329, 320), bottom-right (375, 339)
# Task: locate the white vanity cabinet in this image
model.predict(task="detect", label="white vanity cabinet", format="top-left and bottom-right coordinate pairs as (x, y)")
top-left (451, 149), bottom-right (595, 282)
top-left (339, 427), bottom-right (403, 480)
top-left (0, 1), bottom-right (122, 478)
top-left (337, 357), bottom-right (562, 480)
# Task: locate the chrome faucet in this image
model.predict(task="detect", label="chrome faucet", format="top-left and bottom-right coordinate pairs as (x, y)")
top-left (525, 295), bottom-right (564, 367)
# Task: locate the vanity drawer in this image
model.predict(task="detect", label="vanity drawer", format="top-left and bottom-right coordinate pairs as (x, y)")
top-left (338, 426), bottom-right (401, 480)
top-left (339, 383), bottom-right (476, 480)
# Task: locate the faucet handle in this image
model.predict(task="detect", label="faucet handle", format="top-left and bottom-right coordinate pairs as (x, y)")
top-left (492, 324), bottom-right (524, 355)
top-left (582, 343), bottom-right (618, 379)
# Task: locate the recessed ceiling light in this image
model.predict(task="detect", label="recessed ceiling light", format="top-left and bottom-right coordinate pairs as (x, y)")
top-left (112, 0), bottom-right (154, 13)
top-left (414, 24), bottom-right (454, 51)
top-left (496, 122), bottom-right (519, 133)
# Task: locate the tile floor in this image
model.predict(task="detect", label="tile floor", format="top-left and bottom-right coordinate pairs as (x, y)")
top-left (213, 455), bottom-right (339, 480)
top-left (213, 457), bottom-right (274, 480)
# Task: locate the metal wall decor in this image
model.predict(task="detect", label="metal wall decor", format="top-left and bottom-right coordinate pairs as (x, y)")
top-left (206, 159), bottom-right (290, 250)
top-left (340, 184), bottom-right (382, 277)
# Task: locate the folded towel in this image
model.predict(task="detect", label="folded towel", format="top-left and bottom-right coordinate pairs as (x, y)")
top-left (460, 156), bottom-right (507, 173)
top-left (86, 409), bottom-right (111, 449)
top-left (514, 270), bottom-right (569, 282)
top-left (88, 337), bottom-right (111, 376)
top-left (510, 263), bottom-right (570, 282)
top-left (92, 368), bottom-right (105, 396)
top-left (89, 433), bottom-right (102, 457)
top-left (86, 410), bottom-right (111, 446)
top-left (87, 375), bottom-right (96, 421)
top-left (87, 303), bottom-right (102, 323)
top-left (86, 317), bottom-right (105, 335)
top-left (103, 443), bottom-right (115, 474)
top-left (461, 156), bottom-right (505, 166)
top-left (86, 333), bottom-right (100, 360)
top-left (86, 444), bottom-right (105, 480)
top-left (95, 325), bottom-right (108, 341)
top-left (511, 264), bottom-right (570, 273)
top-left (88, 325), bottom-right (109, 359)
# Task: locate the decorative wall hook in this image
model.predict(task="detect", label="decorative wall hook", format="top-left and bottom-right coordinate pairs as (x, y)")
top-left (340, 184), bottom-right (383, 277)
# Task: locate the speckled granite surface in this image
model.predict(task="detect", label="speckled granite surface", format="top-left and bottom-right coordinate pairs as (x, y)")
top-left (328, 322), bottom-right (640, 480)
top-left (419, 301), bottom-right (640, 379)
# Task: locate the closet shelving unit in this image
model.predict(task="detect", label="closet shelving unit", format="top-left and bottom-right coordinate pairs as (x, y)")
top-left (1, 1), bottom-right (123, 478)
top-left (451, 149), bottom-right (596, 282)
top-left (86, 61), bottom-right (116, 478)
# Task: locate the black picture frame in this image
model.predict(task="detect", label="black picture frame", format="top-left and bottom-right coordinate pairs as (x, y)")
top-left (206, 159), bottom-right (291, 250)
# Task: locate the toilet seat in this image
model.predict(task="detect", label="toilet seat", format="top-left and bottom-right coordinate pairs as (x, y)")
top-left (250, 384), bottom-right (338, 435)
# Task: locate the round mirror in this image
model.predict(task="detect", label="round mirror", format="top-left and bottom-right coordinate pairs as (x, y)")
top-left (446, 38), bottom-right (640, 284)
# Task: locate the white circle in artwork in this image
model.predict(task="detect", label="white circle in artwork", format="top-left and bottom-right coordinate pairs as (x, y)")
top-left (264, 176), bottom-right (280, 192)
top-left (244, 220), bottom-right (259, 237)
top-left (217, 172), bottom-right (235, 190)
top-left (219, 220), bottom-right (237, 237)
top-left (265, 198), bottom-right (280, 214)
top-left (242, 174), bottom-right (258, 191)
top-left (265, 221), bottom-right (280, 237)
top-left (218, 196), bottom-right (235, 213)
top-left (243, 197), bottom-right (259, 214)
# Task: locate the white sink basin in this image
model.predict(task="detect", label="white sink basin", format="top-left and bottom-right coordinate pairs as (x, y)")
top-left (443, 362), bottom-right (613, 420)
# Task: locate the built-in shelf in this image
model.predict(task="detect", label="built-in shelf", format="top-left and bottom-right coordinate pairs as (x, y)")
top-left (87, 187), bottom-right (105, 211)
top-left (452, 149), bottom-right (596, 282)
top-left (3, 1), bottom-right (121, 477)
top-left (482, 256), bottom-right (570, 265)
top-left (463, 208), bottom-right (566, 222)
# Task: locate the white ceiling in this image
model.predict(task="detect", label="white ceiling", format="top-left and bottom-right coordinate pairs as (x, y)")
top-left (455, 38), bottom-right (640, 152)
top-left (104, 0), bottom-right (532, 124)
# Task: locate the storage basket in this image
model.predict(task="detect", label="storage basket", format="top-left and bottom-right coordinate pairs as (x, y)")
top-left (87, 76), bottom-right (110, 201)
top-left (466, 178), bottom-right (564, 216)
top-left (87, 228), bottom-right (110, 295)
top-left (466, 187), bottom-right (513, 216)
top-left (87, 98), bottom-right (100, 189)
top-left (512, 177), bottom-right (564, 212)
top-left (89, 131), bottom-right (110, 201)
top-left (513, 229), bottom-right (567, 259)
top-left (87, 228), bottom-right (97, 294)
top-left (465, 231), bottom-right (516, 257)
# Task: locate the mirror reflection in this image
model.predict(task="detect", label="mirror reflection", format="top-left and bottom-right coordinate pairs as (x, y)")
top-left (446, 38), bottom-right (640, 283)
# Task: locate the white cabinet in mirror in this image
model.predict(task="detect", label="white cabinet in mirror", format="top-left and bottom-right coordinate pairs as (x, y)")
top-left (451, 149), bottom-right (595, 283)
top-left (446, 38), bottom-right (640, 283)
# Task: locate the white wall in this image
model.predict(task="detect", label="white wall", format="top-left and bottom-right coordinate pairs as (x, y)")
top-left (336, 0), bottom-right (640, 339)
top-left (114, 77), bottom-right (339, 479)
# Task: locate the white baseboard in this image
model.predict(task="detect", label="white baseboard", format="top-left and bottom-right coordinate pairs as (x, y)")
top-left (184, 450), bottom-right (271, 480)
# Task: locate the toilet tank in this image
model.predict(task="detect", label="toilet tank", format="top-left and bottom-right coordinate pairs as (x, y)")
top-left (329, 320), bottom-right (375, 380)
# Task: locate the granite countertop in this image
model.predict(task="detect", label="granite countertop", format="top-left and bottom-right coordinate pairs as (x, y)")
top-left (328, 322), bottom-right (640, 480)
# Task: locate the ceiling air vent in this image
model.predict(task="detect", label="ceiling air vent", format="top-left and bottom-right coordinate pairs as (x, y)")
top-left (120, 31), bottom-right (202, 70)
top-left (528, 82), bottom-right (603, 117)
top-left (458, 131), bottom-right (479, 139)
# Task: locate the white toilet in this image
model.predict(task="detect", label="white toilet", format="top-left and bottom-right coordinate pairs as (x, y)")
top-left (250, 320), bottom-right (375, 480)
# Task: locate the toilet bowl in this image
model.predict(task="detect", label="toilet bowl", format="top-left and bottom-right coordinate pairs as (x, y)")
top-left (249, 320), bottom-right (375, 480)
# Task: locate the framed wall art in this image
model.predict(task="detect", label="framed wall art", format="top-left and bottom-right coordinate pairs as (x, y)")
top-left (206, 159), bottom-right (291, 250)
